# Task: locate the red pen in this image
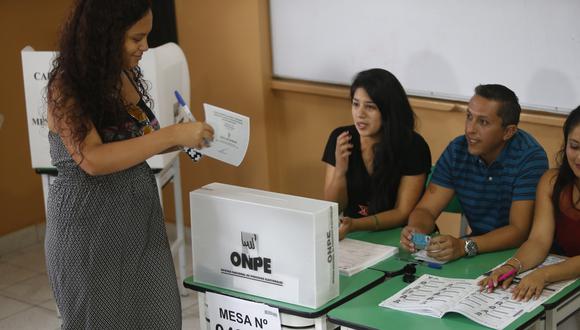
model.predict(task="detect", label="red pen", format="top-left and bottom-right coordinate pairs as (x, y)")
top-left (487, 268), bottom-right (517, 290)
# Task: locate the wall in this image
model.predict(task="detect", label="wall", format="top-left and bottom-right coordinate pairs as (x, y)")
top-left (269, 0), bottom-right (580, 114)
top-left (267, 83), bottom-right (564, 199)
top-left (0, 0), bottom-right (566, 237)
top-left (0, 0), bottom-right (275, 236)
top-left (0, 1), bottom-right (70, 236)
top-left (173, 0), bottom-right (273, 224)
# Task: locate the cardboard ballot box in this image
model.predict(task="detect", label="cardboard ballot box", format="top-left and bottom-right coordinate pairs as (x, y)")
top-left (190, 183), bottom-right (339, 308)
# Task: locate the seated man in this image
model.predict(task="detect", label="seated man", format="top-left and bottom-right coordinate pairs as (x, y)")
top-left (400, 84), bottom-right (548, 261)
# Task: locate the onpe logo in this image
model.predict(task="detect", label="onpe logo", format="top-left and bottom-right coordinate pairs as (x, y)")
top-left (230, 232), bottom-right (271, 273)
top-left (241, 232), bottom-right (258, 252)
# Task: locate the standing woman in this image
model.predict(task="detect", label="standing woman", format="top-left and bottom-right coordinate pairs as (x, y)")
top-left (322, 68), bottom-right (431, 240)
top-left (480, 106), bottom-right (580, 301)
top-left (45, 0), bottom-right (213, 328)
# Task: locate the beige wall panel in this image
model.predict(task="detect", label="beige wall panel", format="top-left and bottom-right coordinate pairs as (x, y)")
top-left (174, 0), bottom-right (271, 225)
top-left (0, 0), bottom-right (567, 236)
top-left (0, 1), bottom-right (70, 236)
top-left (269, 89), bottom-right (565, 202)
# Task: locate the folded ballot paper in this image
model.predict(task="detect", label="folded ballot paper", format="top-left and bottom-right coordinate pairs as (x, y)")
top-left (413, 249), bottom-right (448, 265)
top-left (190, 183), bottom-right (339, 308)
top-left (338, 239), bottom-right (397, 276)
top-left (175, 91), bottom-right (249, 166)
top-left (201, 103), bottom-right (250, 166)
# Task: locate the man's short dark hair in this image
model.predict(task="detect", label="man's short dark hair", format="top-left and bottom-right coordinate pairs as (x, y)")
top-left (474, 84), bottom-right (521, 126)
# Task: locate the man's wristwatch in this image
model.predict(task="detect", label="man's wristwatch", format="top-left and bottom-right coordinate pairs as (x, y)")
top-left (464, 239), bottom-right (479, 257)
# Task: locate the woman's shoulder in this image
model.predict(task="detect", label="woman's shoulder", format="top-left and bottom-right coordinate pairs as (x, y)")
top-left (46, 75), bottom-right (79, 133)
top-left (542, 168), bottom-right (559, 182)
top-left (397, 131), bottom-right (432, 173)
top-left (410, 130), bottom-right (428, 144)
top-left (539, 168), bottom-right (561, 195)
top-left (408, 131), bottom-right (431, 153)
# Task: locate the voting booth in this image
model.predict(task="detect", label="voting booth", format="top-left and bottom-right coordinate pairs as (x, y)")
top-left (21, 42), bottom-right (189, 170)
top-left (190, 183), bottom-right (340, 309)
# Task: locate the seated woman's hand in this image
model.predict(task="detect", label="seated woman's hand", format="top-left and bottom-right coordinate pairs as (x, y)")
top-left (478, 264), bottom-right (517, 293)
top-left (339, 217), bottom-right (353, 240)
top-left (511, 269), bottom-right (547, 302)
top-left (334, 131), bottom-right (352, 176)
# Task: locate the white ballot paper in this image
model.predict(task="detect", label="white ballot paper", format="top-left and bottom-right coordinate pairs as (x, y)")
top-left (477, 254), bottom-right (576, 312)
top-left (338, 239), bottom-right (397, 276)
top-left (413, 249), bottom-right (448, 265)
top-left (380, 274), bottom-right (555, 330)
top-left (202, 103), bottom-right (250, 166)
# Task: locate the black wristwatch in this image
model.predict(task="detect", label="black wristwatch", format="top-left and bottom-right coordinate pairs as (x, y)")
top-left (464, 239), bottom-right (478, 257)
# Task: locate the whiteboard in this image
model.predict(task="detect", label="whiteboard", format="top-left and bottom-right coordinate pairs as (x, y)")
top-left (270, 0), bottom-right (580, 114)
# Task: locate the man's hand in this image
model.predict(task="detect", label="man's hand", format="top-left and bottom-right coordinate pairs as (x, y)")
top-left (426, 235), bottom-right (466, 261)
top-left (400, 226), bottom-right (427, 252)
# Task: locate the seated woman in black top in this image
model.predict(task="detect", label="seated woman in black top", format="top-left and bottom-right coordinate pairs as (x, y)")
top-left (322, 68), bottom-right (431, 240)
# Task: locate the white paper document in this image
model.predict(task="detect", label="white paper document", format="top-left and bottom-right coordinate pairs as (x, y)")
top-left (413, 249), bottom-right (448, 265)
top-left (338, 239), bottom-right (397, 276)
top-left (206, 292), bottom-right (282, 330)
top-left (380, 274), bottom-right (553, 330)
top-left (201, 103), bottom-right (250, 167)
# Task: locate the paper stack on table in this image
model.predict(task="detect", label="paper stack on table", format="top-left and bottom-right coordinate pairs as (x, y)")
top-left (338, 239), bottom-right (397, 276)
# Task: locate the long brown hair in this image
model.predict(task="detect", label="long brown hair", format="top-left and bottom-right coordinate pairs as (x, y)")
top-left (350, 69), bottom-right (417, 213)
top-left (47, 0), bottom-right (152, 148)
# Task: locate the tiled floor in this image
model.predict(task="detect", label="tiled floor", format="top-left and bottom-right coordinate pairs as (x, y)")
top-left (0, 224), bottom-right (201, 330)
top-left (0, 216), bottom-right (462, 330)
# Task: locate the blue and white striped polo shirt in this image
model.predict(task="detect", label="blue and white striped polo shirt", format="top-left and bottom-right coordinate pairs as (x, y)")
top-left (431, 130), bottom-right (548, 235)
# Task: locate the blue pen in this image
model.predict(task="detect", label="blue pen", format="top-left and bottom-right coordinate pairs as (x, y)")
top-left (174, 90), bottom-right (211, 148)
top-left (427, 262), bottom-right (443, 269)
top-left (174, 90), bottom-right (196, 122)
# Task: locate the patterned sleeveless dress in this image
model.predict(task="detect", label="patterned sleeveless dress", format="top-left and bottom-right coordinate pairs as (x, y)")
top-left (45, 99), bottom-right (181, 329)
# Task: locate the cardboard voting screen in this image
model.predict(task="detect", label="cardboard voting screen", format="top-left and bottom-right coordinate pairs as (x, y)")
top-left (21, 42), bottom-right (188, 170)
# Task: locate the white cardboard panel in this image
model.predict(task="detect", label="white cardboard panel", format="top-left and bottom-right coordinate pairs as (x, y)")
top-left (21, 42), bottom-right (188, 170)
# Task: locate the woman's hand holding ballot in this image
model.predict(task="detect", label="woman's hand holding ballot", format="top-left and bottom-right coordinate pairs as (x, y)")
top-left (172, 121), bottom-right (214, 150)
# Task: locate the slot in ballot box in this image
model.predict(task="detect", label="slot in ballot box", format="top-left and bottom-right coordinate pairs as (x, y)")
top-left (190, 182), bottom-right (339, 309)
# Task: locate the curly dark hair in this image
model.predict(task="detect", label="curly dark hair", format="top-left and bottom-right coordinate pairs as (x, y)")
top-left (47, 0), bottom-right (152, 149)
